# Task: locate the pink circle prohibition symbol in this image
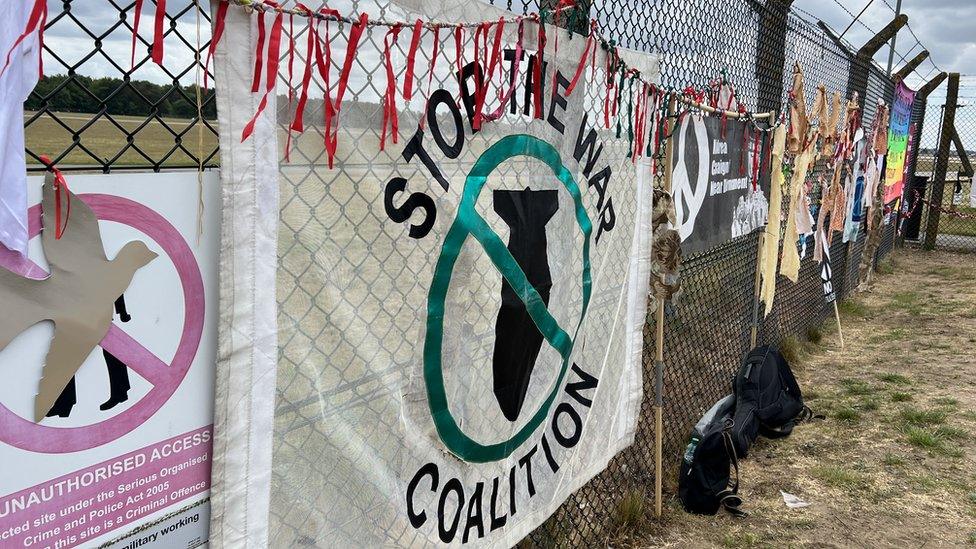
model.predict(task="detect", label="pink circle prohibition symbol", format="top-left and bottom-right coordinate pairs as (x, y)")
top-left (0, 194), bottom-right (204, 454)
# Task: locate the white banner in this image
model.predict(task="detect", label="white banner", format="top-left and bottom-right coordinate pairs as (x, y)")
top-left (211, 0), bottom-right (657, 546)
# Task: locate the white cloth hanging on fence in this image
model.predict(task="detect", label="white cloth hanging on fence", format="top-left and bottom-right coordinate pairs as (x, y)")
top-left (0, 0), bottom-right (39, 256)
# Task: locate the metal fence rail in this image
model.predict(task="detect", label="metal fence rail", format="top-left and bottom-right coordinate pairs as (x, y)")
top-left (26, 0), bottom-right (910, 546)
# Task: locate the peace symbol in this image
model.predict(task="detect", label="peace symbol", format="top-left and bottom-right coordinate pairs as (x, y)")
top-left (423, 135), bottom-right (592, 463)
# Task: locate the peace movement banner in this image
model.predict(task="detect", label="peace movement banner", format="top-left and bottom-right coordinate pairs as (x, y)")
top-left (209, 1), bottom-right (657, 547)
top-left (670, 115), bottom-right (768, 256)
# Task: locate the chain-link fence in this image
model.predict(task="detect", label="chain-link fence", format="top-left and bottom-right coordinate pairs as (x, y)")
top-left (25, 0), bottom-right (217, 172)
top-left (29, 0), bottom-right (907, 546)
top-left (908, 84), bottom-right (976, 251)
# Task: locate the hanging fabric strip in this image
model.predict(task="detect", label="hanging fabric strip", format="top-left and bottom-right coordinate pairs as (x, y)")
top-left (563, 30), bottom-right (592, 97)
top-left (454, 26), bottom-right (464, 97)
top-left (289, 8), bottom-right (316, 135)
top-left (380, 24), bottom-right (402, 151)
top-left (420, 26), bottom-right (440, 129)
top-left (473, 18), bottom-right (504, 130)
top-left (486, 18), bottom-right (522, 122)
top-left (241, 3), bottom-right (283, 142)
top-left (751, 127), bottom-right (761, 191)
top-left (131, 0), bottom-right (145, 69)
top-left (283, 13), bottom-right (295, 162)
top-left (0, 0), bottom-right (46, 77)
top-left (38, 156), bottom-right (69, 239)
top-left (251, 7), bottom-right (267, 93)
top-left (326, 12), bottom-right (368, 168)
top-left (403, 19), bottom-right (423, 101)
top-left (203, 0), bottom-right (228, 89)
top-left (533, 17), bottom-right (545, 119)
top-left (152, 0), bottom-right (166, 65)
top-left (312, 12), bottom-right (335, 153)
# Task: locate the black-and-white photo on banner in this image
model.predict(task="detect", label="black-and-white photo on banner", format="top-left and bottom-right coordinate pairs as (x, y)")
top-left (670, 114), bottom-right (769, 256)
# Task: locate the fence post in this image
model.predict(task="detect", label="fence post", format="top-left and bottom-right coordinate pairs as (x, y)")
top-left (924, 72), bottom-right (960, 250)
top-left (898, 73), bottom-right (946, 246)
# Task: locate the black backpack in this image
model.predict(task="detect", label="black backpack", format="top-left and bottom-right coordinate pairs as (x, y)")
top-left (678, 395), bottom-right (746, 516)
top-left (734, 345), bottom-right (814, 440)
top-left (679, 346), bottom-right (818, 517)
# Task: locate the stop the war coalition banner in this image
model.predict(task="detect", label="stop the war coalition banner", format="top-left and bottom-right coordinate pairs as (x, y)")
top-left (0, 173), bottom-right (218, 548)
top-left (670, 115), bottom-right (769, 255)
top-left (209, 0), bottom-right (657, 545)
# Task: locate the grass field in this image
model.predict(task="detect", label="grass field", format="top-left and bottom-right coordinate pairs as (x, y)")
top-left (24, 111), bottom-right (218, 168)
top-left (611, 249), bottom-right (976, 548)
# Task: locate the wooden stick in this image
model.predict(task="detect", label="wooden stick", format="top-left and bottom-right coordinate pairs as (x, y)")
top-left (833, 301), bottom-right (845, 348)
top-left (750, 231), bottom-right (764, 349)
top-left (654, 95), bottom-right (677, 520)
top-left (676, 95), bottom-right (776, 120)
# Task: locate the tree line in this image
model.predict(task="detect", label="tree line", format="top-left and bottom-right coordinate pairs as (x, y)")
top-left (26, 74), bottom-right (217, 119)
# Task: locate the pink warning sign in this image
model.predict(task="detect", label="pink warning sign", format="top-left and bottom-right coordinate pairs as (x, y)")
top-left (0, 427), bottom-right (212, 548)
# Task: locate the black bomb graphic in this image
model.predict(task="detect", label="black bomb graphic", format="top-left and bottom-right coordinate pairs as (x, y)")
top-left (491, 188), bottom-right (558, 422)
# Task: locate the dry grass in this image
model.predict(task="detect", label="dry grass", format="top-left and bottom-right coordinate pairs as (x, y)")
top-left (612, 248), bottom-right (976, 548)
top-left (24, 111), bottom-right (218, 168)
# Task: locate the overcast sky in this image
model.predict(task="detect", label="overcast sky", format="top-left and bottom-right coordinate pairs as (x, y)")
top-left (793, 0), bottom-right (975, 100)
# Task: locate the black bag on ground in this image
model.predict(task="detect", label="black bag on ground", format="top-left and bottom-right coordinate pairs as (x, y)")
top-left (734, 345), bottom-right (814, 440)
top-left (678, 394), bottom-right (746, 516)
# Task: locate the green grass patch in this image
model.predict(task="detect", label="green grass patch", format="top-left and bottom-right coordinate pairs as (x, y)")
top-left (904, 426), bottom-right (942, 449)
top-left (860, 398), bottom-right (881, 412)
top-left (876, 258), bottom-right (895, 275)
top-left (934, 426), bottom-right (968, 440)
top-left (891, 391), bottom-right (913, 403)
top-left (934, 397), bottom-right (960, 409)
top-left (806, 324), bottom-right (825, 345)
top-left (614, 490), bottom-right (647, 532)
top-left (899, 407), bottom-right (948, 427)
top-left (877, 373), bottom-right (912, 385)
top-left (779, 335), bottom-right (805, 365)
top-left (882, 453), bottom-right (905, 467)
top-left (890, 291), bottom-right (925, 315)
top-left (813, 465), bottom-right (867, 490)
top-left (838, 298), bottom-right (870, 319)
top-left (841, 378), bottom-right (877, 396)
top-left (834, 406), bottom-right (861, 422)
top-left (722, 532), bottom-right (761, 548)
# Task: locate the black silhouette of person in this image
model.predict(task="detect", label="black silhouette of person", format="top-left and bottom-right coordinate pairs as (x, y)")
top-left (46, 295), bottom-right (132, 417)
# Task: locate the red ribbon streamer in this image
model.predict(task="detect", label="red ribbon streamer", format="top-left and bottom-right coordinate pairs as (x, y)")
top-left (251, 8), bottom-right (267, 93)
top-left (1, 0), bottom-right (46, 78)
top-left (131, 0), bottom-right (144, 70)
top-left (380, 24), bottom-right (402, 151)
top-left (473, 19), bottom-right (504, 130)
top-left (202, 1), bottom-right (228, 89)
top-left (241, 2), bottom-right (283, 142)
top-left (290, 7), bottom-right (316, 135)
top-left (326, 12), bottom-right (367, 167)
top-left (151, 0), bottom-right (166, 66)
top-left (751, 127), bottom-right (761, 191)
top-left (403, 19), bottom-right (423, 101)
top-left (420, 26), bottom-right (440, 129)
top-left (533, 18), bottom-right (545, 119)
top-left (38, 156), bottom-right (69, 240)
top-left (454, 25), bottom-right (464, 98)
top-left (563, 32), bottom-right (592, 97)
top-left (486, 18), bottom-right (523, 122)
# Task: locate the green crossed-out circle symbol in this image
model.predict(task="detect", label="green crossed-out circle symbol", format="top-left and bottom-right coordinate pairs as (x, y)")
top-left (423, 134), bottom-right (593, 463)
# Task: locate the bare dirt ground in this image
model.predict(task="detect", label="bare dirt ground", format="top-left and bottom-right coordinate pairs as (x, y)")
top-left (622, 248), bottom-right (976, 548)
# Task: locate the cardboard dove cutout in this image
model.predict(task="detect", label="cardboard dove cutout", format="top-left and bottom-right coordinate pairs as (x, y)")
top-left (0, 174), bottom-right (157, 422)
